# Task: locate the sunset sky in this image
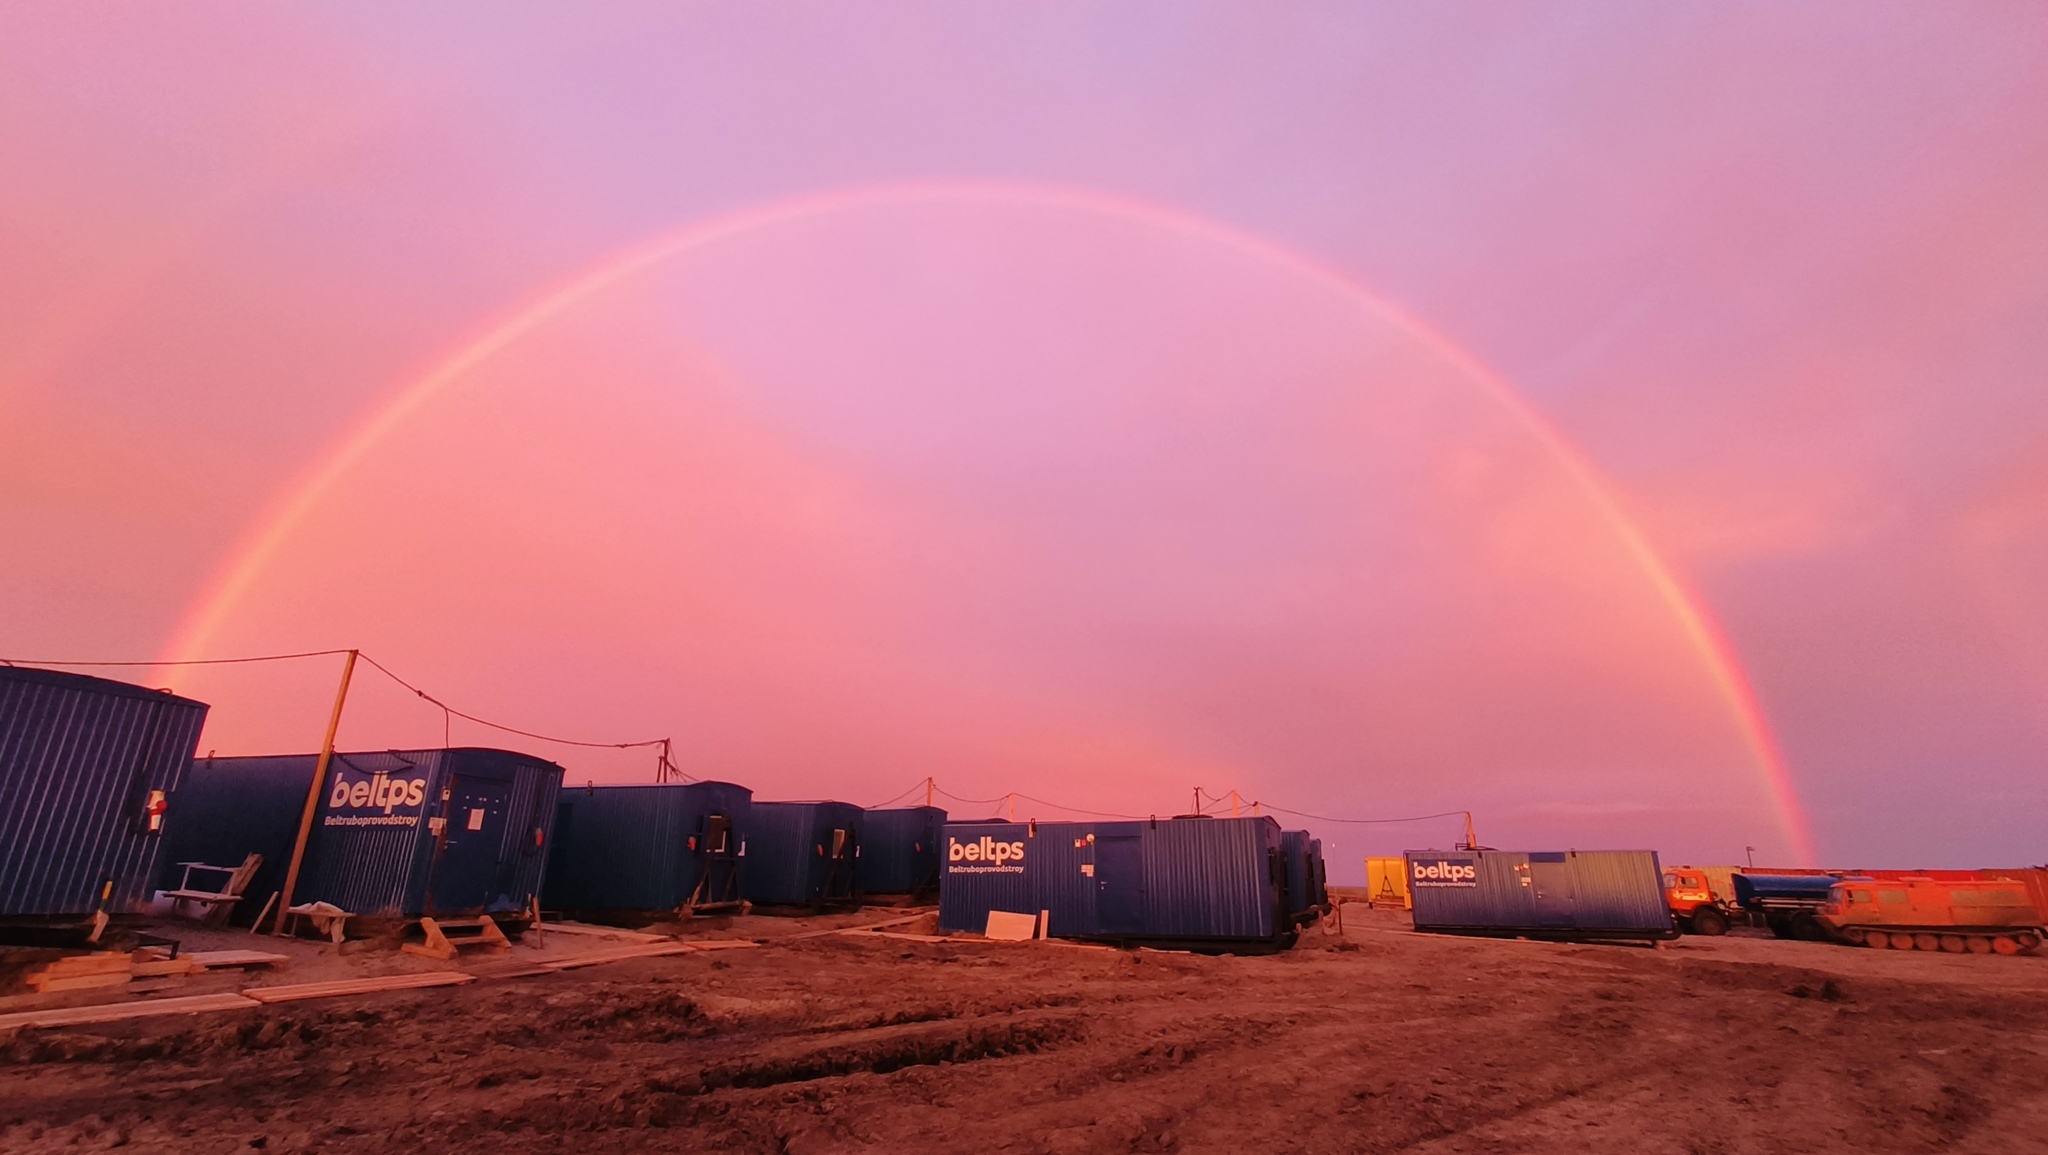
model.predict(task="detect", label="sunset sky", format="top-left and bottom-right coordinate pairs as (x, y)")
top-left (4, 5), bottom-right (2045, 877)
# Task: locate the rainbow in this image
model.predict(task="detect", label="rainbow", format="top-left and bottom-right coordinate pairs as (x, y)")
top-left (159, 180), bottom-right (1817, 863)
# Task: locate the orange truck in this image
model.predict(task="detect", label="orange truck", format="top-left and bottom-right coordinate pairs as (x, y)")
top-left (1816, 875), bottom-right (2046, 954)
top-left (1663, 865), bottom-right (1743, 935)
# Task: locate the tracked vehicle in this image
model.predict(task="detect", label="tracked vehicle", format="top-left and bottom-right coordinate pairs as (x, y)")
top-left (1816, 877), bottom-right (2045, 955)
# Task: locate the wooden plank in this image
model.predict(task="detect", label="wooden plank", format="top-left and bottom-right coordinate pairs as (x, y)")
top-left (29, 972), bottom-right (133, 994)
top-left (242, 972), bottom-right (475, 1004)
top-left (540, 943), bottom-right (698, 971)
top-left (31, 952), bottom-right (135, 976)
top-left (186, 950), bottom-right (290, 971)
top-left (985, 911), bottom-right (1038, 941)
top-left (541, 921), bottom-right (669, 943)
top-left (786, 913), bottom-right (931, 941)
top-left (129, 959), bottom-right (203, 978)
top-left (678, 939), bottom-right (759, 950)
top-left (0, 993), bottom-right (259, 1031)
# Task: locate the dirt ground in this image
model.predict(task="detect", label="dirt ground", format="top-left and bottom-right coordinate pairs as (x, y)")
top-left (4, 904), bottom-right (2048, 1154)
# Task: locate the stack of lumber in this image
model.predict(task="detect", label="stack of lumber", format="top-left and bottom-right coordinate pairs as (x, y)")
top-left (25, 953), bottom-right (136, 994)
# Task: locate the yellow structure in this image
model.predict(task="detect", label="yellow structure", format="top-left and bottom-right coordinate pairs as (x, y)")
top-left (1365, 857), bottom-right (1410, 909)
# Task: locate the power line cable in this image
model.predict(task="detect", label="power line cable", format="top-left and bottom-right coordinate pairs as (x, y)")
top-left (0, 649), bottom-right (353, 668)
top-left (864, 779), bottom-right (929, 810)
top-left (1250, 803), bottom-right (1471, 826)
top-left (353, 652), bottom-right (669, 752)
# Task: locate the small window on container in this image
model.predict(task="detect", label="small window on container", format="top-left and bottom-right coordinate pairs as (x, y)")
top-left (1879, 890), bottom-right (1908, 905)
top-left (1990, 890), bottom-right (2024, 904)
top-left (1850, 889), bottom-right (1872, 904)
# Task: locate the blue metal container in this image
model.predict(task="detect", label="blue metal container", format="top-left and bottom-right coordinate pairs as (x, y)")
top-left (1281, 830), bottom-right (1330, 925)
top-left (859, 806), bottom-right (947, 896)
top-left (1404, 849), bottom-right (1676, 942)
top-left (742, 801), bottom-right (862, 905)
top-left (937, 815), bottom-right (1292, 950)
top-left (542, 781), bottom-right (752, 913)
top-left (170, 748), bottom-right (563, 919)
top-left (0, 666), bottom-right (209, 918)
top-left (155, 754), bottom-right (316, 921)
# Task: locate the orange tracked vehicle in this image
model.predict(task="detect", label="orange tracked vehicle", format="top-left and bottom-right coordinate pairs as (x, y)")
top-left (1816, 876), bottom-right (2046, 955)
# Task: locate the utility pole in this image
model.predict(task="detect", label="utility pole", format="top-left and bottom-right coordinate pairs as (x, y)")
top-left (1230, 790), bottom-right (1240, 818)
top-left (1462, 811), bottom-right (1478, 851)
top-left (925, 776), bottom-right (933, 808)
top-left (275, 649), bottom-right (356, 935)
top-left (1192, 786), bottom-right (1200, 815)
top-left (1008, 792), bottom-right (1015, 822)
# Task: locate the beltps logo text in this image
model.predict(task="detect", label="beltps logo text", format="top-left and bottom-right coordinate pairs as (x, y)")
top-left (1411, 858), bottom-right (1479, 888)
top-left (328, 772), bottom-right (427, 815)
top-left (946, 835), bottom-right (1027, 873)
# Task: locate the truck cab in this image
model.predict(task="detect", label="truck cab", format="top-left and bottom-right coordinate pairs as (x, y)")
top-left (1664, 868), bottom-right (1731, 935)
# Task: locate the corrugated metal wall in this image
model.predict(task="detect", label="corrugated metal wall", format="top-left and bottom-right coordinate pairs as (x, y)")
top-left (0, 666), bottom-right (209, 917)
top-left (1565, 849), bottom-right (1671, 929)
top-left (938, 817), bottom-right (1287, 945)
top-left (1405, 849), bottom-right (1673, 939)
top-left (743, 802), bottom-right (862, 904)
top-left (936, 821), bottom-right (1040, 931)
top-left (157, 755), bottom-right (318, 920)
top-left (188, 747), bottom-right (563, 918)
top-left (1282, 831), bottom-right (1316, 920)
top-left (297, 749), bottom-right (443, 916)
top-left (472, 749), bottom-right (562, 916)
top-left (543, 781), bottom-right (752, 911)
top-left (859, 806), bottom-right (946, 894)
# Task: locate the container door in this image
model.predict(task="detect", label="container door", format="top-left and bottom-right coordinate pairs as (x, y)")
top-left (1529, 854), bottom-right (1575, 927)
top-left (695, 813), bottom-right (738, 905)
top-left (824, 826), bottom-right (855, 900)
top-left (428, 777), bottom-right (511, 914)
top-left (1095, 834), bottom-right (1145, 934)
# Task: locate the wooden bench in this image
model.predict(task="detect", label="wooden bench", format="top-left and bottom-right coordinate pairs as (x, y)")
top-left (161, 854), bottom-right (262, 927)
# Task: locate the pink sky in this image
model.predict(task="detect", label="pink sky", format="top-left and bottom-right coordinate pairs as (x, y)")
top-left (4, 5), bottom-right (2044, 876)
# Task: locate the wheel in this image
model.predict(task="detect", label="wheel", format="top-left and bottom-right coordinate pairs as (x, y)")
top-left (1890, 933), bottom-right (1917, 950)
top-left (1913, 933), bottom-right (1941, 951)
top-left (1864, 931), bottom-right (1889, 949)
top-left (1768, 919), bottom-right (1797, 940)
top-left (1939, 935), bottom-right (1966, 954)
top-left (1795, 915), bottom-right (1829, 942)
top-left (1689, 908), bottom-right (1729, 937)
top-left (2017, 932), bottom-right (2042, 952)
top-left (1992, 936), bottom-right (2020, 956)
top-left (1966, 936), bottom-right (1993, 955)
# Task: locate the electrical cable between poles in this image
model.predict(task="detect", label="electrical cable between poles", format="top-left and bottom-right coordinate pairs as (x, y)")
top-left (0, 649), bottom-right (354, 667)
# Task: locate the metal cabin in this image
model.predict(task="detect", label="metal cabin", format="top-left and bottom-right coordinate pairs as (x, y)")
top-left (859, 806), bottom-right (947, 896)
top-left (1281, 830), bottom-right (1330, 925)
top-left (542, 781), bottom-right (752, 914)
top-left (1, 666), bottom-right (209, 921)
top-left (741, 801), bottom-right (862, 906)
top-left (162, 748), bottom-right (563, 921)
top-left (937, 815), bottom-right (1293, 951)
top-left (1404, 849), bottom-right (1676, 943)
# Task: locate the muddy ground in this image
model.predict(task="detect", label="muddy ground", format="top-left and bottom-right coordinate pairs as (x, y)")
top-left (4, 905), bottom-right (2048, 1154)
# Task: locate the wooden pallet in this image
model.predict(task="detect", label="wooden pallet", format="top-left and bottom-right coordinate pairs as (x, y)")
top-left (402, 916), bottom-right (511, 961)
